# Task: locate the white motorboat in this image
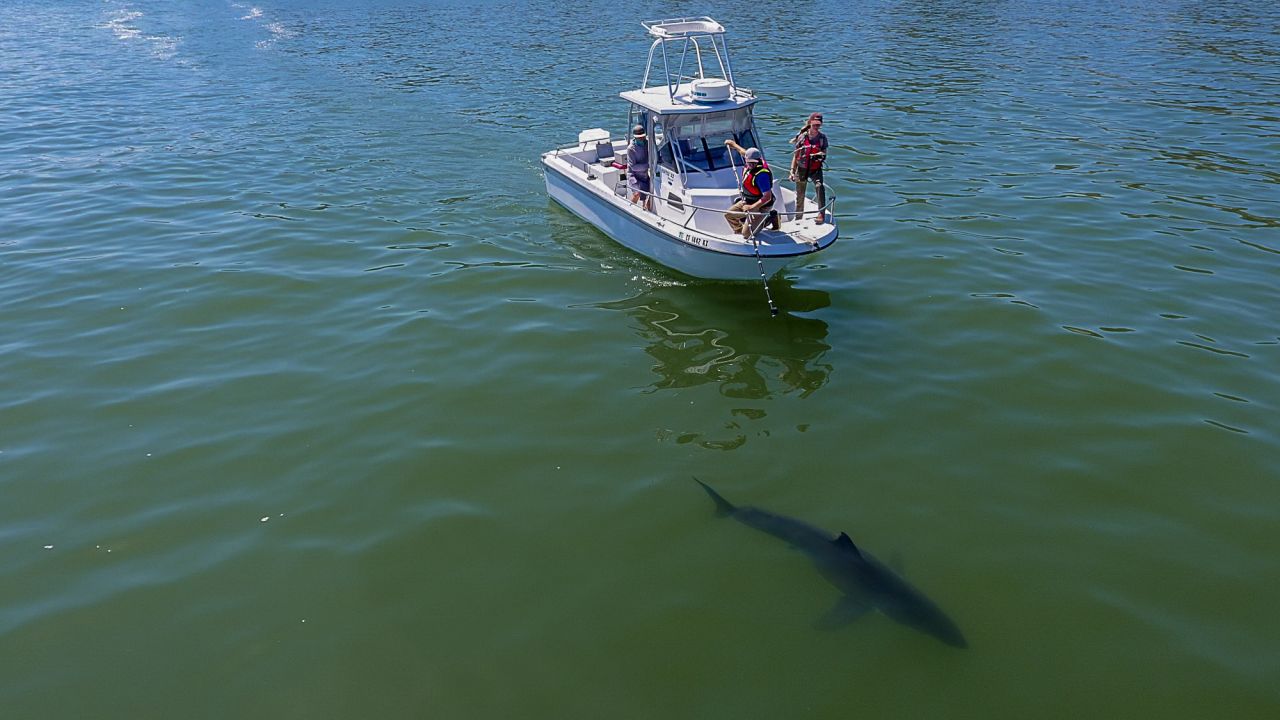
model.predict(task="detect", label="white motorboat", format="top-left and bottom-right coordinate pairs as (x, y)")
top-left (541, 17), bottom-right (838, 282)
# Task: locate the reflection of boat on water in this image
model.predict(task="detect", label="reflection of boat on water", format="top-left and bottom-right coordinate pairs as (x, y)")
top-left (541, 17), bottom-right (838, 281)
top-left (597, 281), bottom-right (832, 399)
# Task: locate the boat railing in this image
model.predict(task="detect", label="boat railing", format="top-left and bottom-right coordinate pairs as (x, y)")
top-left (550, 140), bottom-right (838, 235)
top-left (559, 152), bottom-right (598, 176)
top-left (623, 186), bottom-right (838, 238)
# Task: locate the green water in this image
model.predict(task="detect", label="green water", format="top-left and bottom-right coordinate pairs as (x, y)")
top-left (2, 0), bottom-right (1278, 717)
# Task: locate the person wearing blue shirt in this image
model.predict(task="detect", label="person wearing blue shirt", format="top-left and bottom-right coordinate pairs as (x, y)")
top-left (723, 140), bottom-right (777, 237)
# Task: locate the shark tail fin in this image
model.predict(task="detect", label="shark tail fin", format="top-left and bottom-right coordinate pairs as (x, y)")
top-left (693, 477), bottom-right (735, 517)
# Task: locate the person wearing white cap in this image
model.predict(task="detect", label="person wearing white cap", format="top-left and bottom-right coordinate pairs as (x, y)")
top-left (626, 124), bottom-right (652, 211)
top-left (723, 139), bottom-right (777, 237)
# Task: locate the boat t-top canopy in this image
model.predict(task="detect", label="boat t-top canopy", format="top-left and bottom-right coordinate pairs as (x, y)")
top-left (630, 16), bottom-right (753, 113)
top-left (642, 17), bottom-right (724, 39)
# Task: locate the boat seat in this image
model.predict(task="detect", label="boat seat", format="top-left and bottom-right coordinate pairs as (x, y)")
top-left (595, 140), bottom-right (615, 165)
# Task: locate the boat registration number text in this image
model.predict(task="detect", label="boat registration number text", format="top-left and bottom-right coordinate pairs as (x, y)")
top-left (677, 230), bottom-right (710, 248)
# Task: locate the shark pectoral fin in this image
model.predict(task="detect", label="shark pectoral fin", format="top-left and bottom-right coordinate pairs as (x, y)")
top-left (814, 596), bottom-right (874, 631)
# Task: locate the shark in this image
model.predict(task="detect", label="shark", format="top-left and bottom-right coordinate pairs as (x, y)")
top-left (694, 478), bottom-right (968, 648)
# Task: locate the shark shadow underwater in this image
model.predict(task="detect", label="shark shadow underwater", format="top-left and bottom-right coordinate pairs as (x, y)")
top-left (695, 479), bottom-right (968, 649)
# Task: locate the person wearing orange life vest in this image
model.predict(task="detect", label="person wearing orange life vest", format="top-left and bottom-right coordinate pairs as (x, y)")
top-left (789, 112), bottom-right (829, 224)
top-left (723, 140), bottom-right (779, 237)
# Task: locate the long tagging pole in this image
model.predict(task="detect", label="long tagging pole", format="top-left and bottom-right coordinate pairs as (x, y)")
top-left (728, 148), bottom-right (779, 317)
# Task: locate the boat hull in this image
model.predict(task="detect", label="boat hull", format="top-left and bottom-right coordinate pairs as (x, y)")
top-left (542, 160), bottom-right (814, 281)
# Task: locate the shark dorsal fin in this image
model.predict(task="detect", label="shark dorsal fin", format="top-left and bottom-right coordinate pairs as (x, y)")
top-left (833, 532), bottom-right (862, 557)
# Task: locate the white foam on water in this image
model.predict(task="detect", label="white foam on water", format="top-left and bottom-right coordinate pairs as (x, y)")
top-left (144, 34), bottom-right (181, 60)
top-left (263, 21), bottom-right (296, 39)
top-left (101, 9), bottom-right (143, 40)
top-left (98, 5), bottom-right (183, 61)
top-left (255, 21), bottom-right (298, 49)
top-left (230, 1), bottom-right (295, 49)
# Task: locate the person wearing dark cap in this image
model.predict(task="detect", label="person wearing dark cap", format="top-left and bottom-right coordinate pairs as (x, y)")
top-left (723, 139), bottom-right (777, 237)
top-left (789, 112), bottom-right (829, 224)
top-left (627, 124), bottom-right (652, 211)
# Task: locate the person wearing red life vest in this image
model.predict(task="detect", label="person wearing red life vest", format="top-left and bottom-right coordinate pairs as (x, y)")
top-left (789, 112), bottom-right (829, 224)
top-left (723, 140), bottom-right (778, 237)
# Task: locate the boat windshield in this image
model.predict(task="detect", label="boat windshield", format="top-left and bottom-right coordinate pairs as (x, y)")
top-left (658, 108), bottom-right (758, 174)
